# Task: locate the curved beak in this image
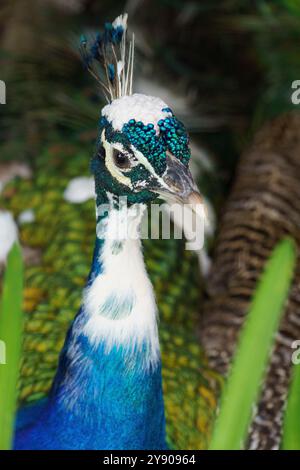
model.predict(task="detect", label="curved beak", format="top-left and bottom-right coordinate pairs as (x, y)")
top-left (151, 153), bottom-right (204, 210)
top-left (145, 153), bottom-right (207, 251)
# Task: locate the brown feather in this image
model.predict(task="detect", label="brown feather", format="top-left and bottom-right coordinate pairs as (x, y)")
top-left (201, 112), bottom-right (300, 449)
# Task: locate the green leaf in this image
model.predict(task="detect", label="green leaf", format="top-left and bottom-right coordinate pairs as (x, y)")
top-left (282, 356), bottom-right (300, 449)
top-left (0, 243), bottom-right (24, 450)
top-left (209, 237), bottom-right (296, 450)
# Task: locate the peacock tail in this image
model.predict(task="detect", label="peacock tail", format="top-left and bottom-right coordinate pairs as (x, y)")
top-left (0, 141), bottom-right (220, 450)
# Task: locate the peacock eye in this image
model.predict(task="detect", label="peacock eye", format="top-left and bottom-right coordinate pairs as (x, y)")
top-left (113, 149), bottom-right (131, 170)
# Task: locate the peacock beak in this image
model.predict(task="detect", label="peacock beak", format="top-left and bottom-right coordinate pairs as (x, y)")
top-left (151, 153), bottom-right (204, 209)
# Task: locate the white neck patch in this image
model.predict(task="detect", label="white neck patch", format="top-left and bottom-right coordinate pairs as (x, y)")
top-left (83, 204), bottom-right (160, 370)
top-left (102, 93), bottom-right (172, 134)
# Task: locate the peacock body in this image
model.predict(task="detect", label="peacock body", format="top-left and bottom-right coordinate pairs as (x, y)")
top-left (0, 154), bottom-right (218, 449)
top-left (0, 14), bottom-right (219, 450)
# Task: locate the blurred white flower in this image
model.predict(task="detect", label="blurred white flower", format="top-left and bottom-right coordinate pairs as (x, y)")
top-left (0, 211), bottom-right (18, 263)
top-left (64, 177), bottom-right (95, 203)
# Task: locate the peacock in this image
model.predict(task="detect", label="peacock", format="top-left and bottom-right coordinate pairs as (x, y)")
top-left (12, 13), bottom-right (210, 450)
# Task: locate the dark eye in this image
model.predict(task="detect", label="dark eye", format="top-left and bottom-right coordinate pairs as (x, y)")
top-left (113, 149), bottom-right (131, 169)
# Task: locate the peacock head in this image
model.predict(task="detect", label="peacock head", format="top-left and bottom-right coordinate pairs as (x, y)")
top-left (91, 94), bottom-right (201, 206)
top-left (82, 14), bottom-right (202, 208)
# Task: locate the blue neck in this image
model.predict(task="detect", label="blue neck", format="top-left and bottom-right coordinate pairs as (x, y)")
top-left (44, 212), bottom-right (167, 450)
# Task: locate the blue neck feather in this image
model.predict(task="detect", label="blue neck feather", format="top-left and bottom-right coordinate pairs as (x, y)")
top-left (15, 206), bottom-right (167, 450)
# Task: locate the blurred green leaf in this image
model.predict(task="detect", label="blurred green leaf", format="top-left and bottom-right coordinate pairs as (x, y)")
top-left (0, 243), bottom-right (24, 450)
top-left (282, 357), bottom-right (300, 449)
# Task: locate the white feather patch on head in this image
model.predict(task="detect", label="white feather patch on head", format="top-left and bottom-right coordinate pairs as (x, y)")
top-left (0, 211), bottom-right (18, 263)
top-left (83, 203), bottom-right (159, 370)
top-left (102, 93), bottom-right (172, 133)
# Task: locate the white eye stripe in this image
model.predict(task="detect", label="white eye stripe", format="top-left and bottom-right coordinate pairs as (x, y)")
top-left (129, 145), bottom-right (169, 190)
top-left (102, 131), bottom-right (132, 188)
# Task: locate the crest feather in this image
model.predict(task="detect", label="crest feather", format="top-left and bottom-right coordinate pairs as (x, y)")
top-left (80, 13), bottom-right (135, 103)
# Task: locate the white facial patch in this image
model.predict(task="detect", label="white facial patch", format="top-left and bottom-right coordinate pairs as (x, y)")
top-left (102, 132), bottom-right (133, 189)
top-left (102, 93), bottom-right (172, 134)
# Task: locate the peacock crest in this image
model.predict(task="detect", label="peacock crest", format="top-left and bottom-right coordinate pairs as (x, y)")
top-left (80, 13), bottom-right (134, 103)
